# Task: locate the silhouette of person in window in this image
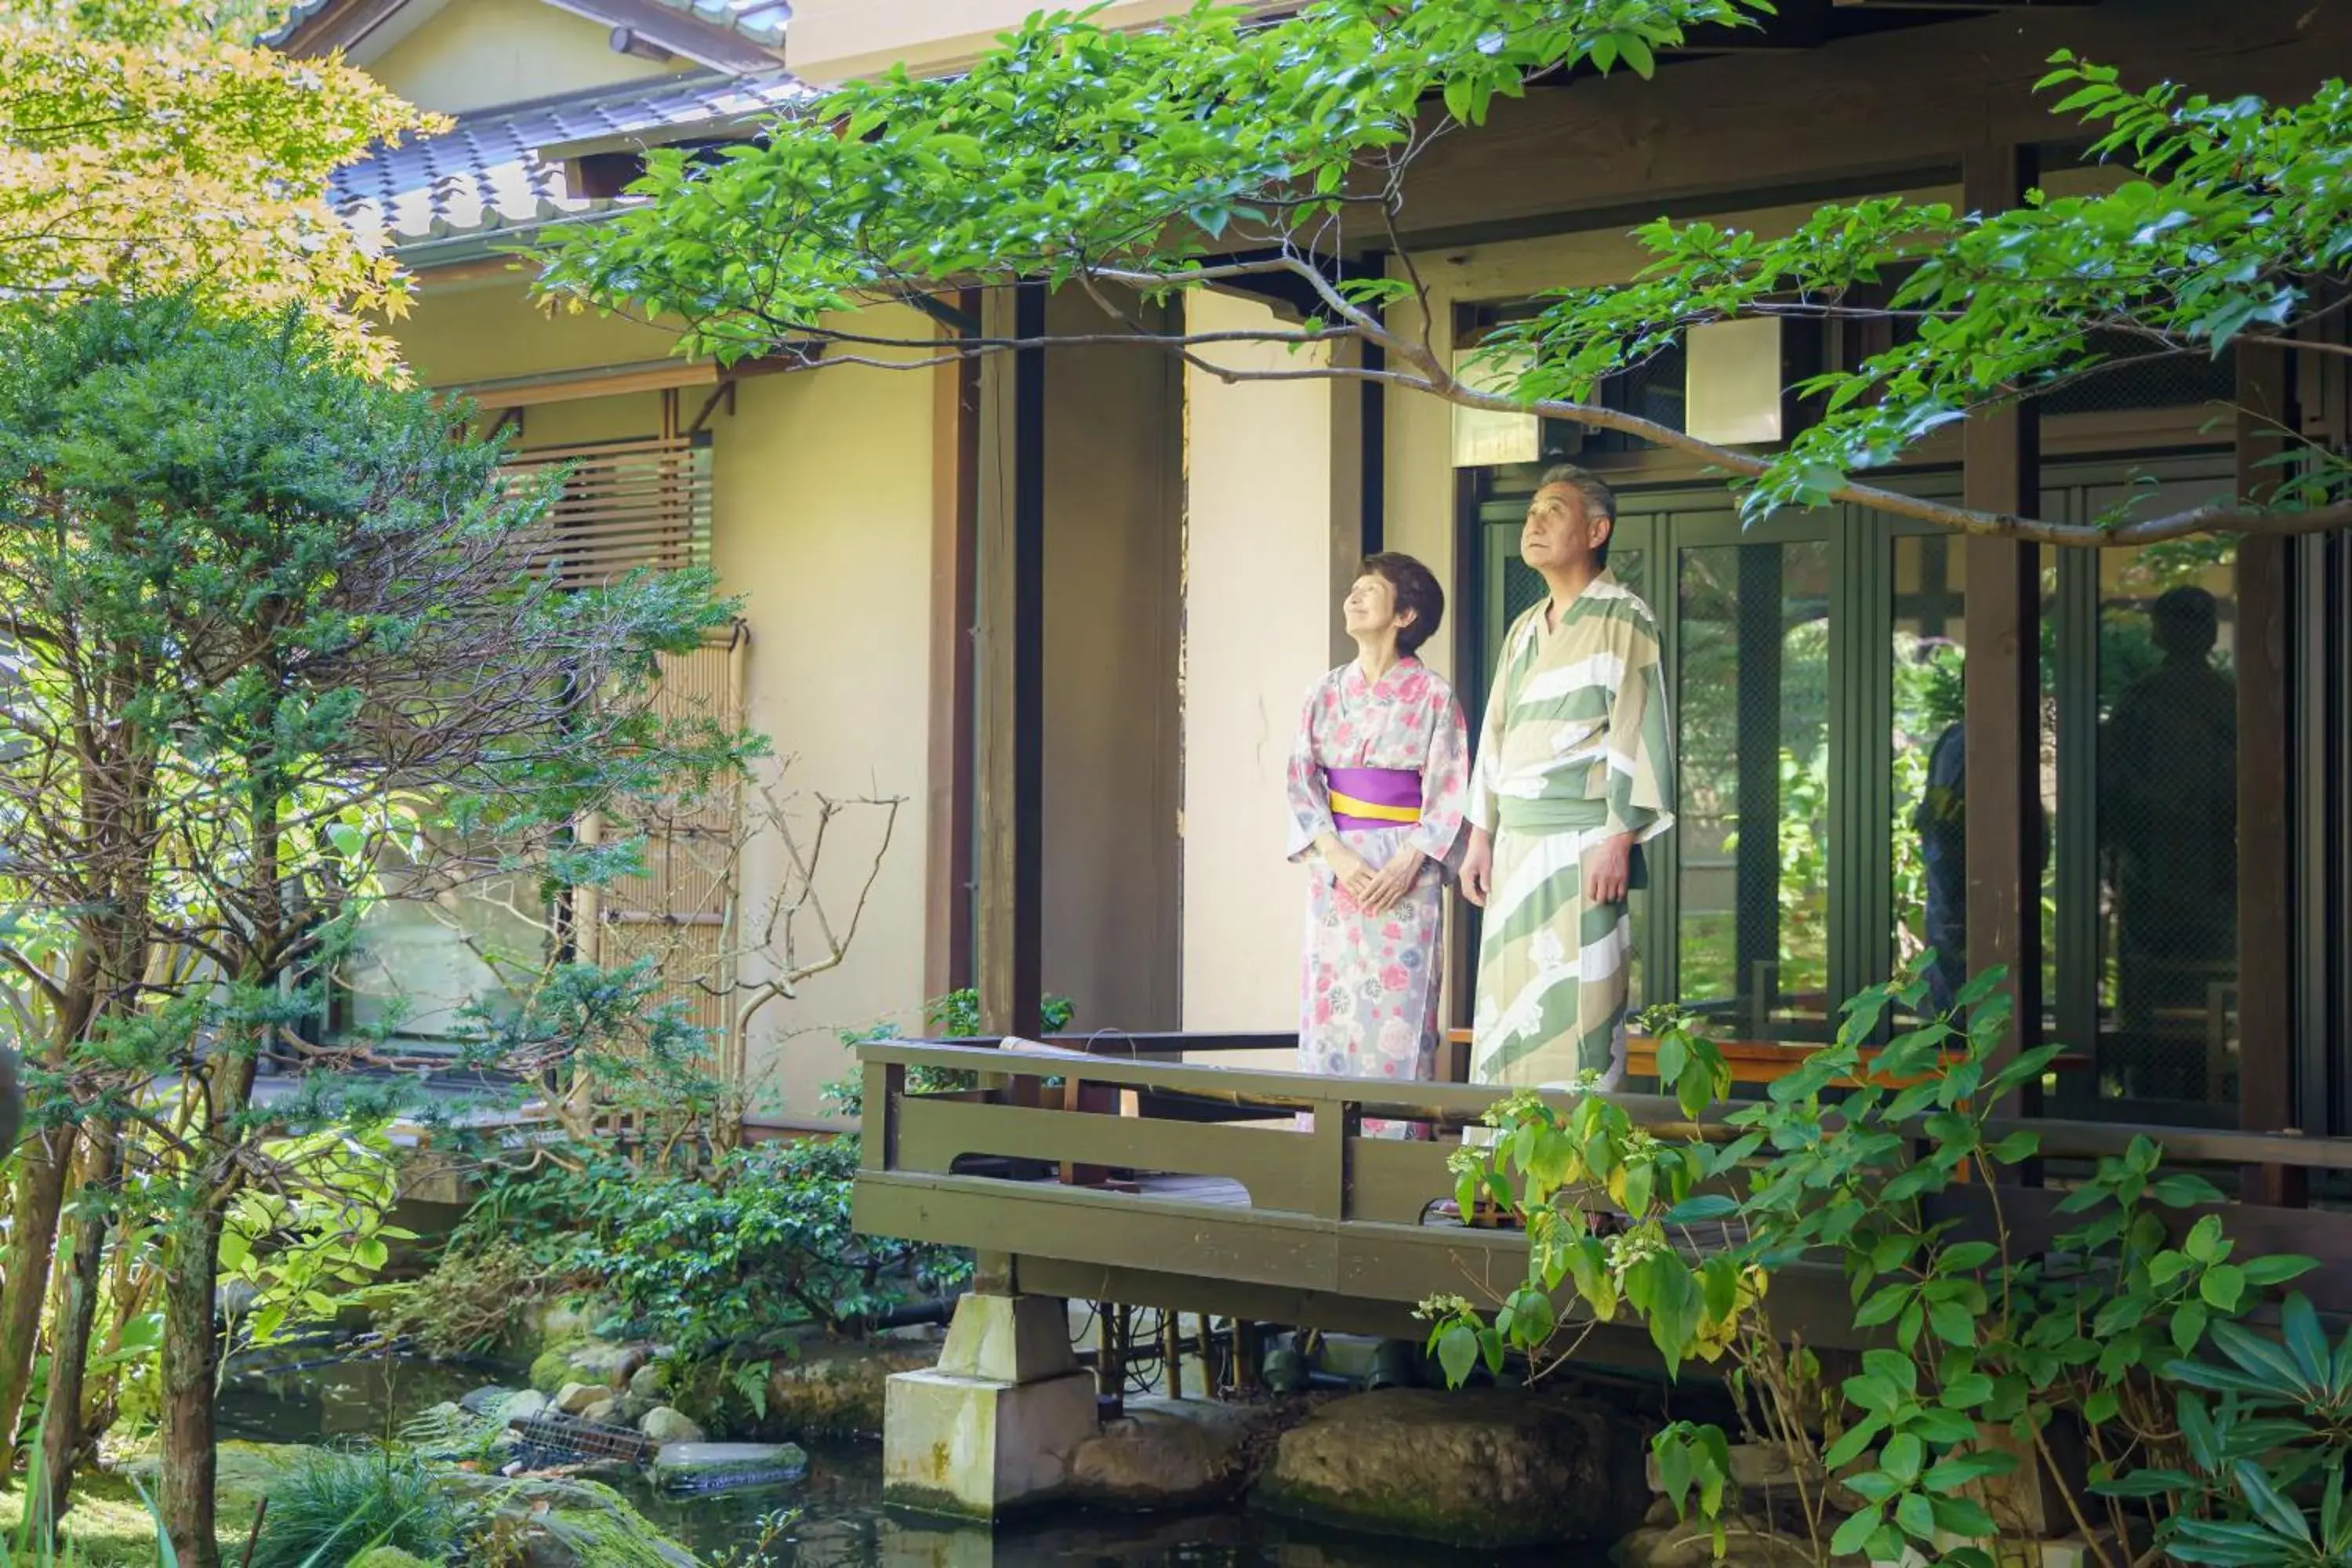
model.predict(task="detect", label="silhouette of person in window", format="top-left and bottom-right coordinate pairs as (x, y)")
top-left (2098, 585), bottom-right (2236, 1099)
top-left (1915, 704), bottom-right (2050, 1015)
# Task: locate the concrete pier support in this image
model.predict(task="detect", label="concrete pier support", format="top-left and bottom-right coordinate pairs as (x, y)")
top-left (883, 1292), bottom-right (1098, 1519)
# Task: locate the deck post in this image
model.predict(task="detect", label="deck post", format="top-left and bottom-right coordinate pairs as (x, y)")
top-left (975, 280), bottom-right (1047, 1040)
top-left (882, 1288), bottom-right (1096, 1520)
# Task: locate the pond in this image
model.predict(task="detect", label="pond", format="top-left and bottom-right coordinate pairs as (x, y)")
top-left (216, 1352), bottom-right (1577, 1566)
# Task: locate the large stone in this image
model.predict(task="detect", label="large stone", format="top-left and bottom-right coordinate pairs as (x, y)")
top-left (767, 1341), bottom-right (936, 1438)
top-left (1065, 1396), bottom-right (1276, 1509)
top-left (1253, 1388), bottom-right (1649, 1548)
top-left (532, 1338), bottom-right (643, 1394)
top-left (499, 1389), bottom-right (551, 1425)
top-left (459, 1385), bottom-right (521, 1417)
top-left (652, 1440), bottom-right (810, 1493)
top-left (579, 1396), bottom-right (622, 1426)
top-left (629, 1362), bottom-right (669, 1403)
top-left (441, 1470), bottom-right (698, 1566)
top-left (554, 1381), bottom-right (604, 1416)
top-left (565, 1341), bottom-right (648, 1388)
top-left (884, 1367), bottom-right (1101, 1519)
top-left (640, 1406), bottom-right (707, 1445)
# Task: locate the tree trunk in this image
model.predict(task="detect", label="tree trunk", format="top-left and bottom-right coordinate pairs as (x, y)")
top-left (160, 1201), bottom-right (223, 1568)
top-left (39, 1124), bottom-right (118, 1534)
top-left (0, 1121), bottom-right (76, 1465)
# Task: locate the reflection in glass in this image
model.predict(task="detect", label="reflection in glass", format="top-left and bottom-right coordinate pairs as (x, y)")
top-left (1678, 540), bottom-right (1831, 1034)
top-left (2093, 538), bottom-right (2239, 1108)
top-left (1889, 539), bottom-right (2058, 1022)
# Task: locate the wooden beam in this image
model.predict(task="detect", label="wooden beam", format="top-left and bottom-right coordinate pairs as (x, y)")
top-left (925, 293), bottom-right (981, 1000)
top-left (1392, 0), bottom-right (2346, 243)
top-left (2237, 341), bottom-right (2303, 1205)
top-left (975, 284), bottom-right (1047, 1037)
top-left (1961, 144), bottom-right (2043, 1116)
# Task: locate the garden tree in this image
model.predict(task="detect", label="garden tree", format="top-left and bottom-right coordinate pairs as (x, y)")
top-left (0, 0), bottom-right (434, 367)
top-left (0, 296), bottom-right (750, 1565)
top-left (539, 0), bottom-right (2352, 546)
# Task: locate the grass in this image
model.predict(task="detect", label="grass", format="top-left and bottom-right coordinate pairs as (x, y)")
top-left (0, 1443), bottom-right (283, 1567)
top-left (243, 1451), bottom-right (463, 1568)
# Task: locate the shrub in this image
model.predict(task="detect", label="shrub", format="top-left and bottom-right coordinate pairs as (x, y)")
top-left (249, 1451), bottom-right (467, 1568)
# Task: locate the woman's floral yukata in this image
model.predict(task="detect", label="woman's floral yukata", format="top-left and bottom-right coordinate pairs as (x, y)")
top-left (1285, 656), bottom-right (1471, 1138)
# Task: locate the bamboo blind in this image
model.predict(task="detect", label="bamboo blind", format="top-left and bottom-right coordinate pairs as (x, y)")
top-left (499, 434), bottom-right (712, 590)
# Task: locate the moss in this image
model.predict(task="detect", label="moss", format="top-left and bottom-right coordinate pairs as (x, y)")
top-left (522, 1481), bottom-right (693, 1567)
top-left (0, 1468), bottom-right (262, 1568)
top-left (349, 1551), bottom-right (437, 1568)
top-left (529, 1341), bottom-right (583, 1392)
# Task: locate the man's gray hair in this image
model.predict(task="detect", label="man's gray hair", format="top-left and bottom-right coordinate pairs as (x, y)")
top-left (1538, 463), bottom-right (1617, 524)
top-left (1538, 463), bottom-right (1617, 564)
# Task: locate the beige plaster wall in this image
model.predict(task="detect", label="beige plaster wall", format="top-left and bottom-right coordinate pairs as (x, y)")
top-left (366, 0), bottom-right (687, 116)
top-left (394, 282), bottom-right (938, 1116)
top-left (1178, 290), bottom-right (1338, 1047)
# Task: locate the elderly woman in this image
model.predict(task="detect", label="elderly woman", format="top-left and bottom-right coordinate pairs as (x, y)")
top-left (1285, 552), bottom-right (1469, 1136)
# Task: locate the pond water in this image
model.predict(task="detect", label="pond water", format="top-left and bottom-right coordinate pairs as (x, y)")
top-left (214, 1353), bottom-right (1586, 1566)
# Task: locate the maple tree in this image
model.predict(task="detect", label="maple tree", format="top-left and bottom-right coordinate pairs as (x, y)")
top-left (0, 0), bottom-right (435, 366)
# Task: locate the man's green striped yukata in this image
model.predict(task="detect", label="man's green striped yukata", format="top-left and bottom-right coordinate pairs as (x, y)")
top-left (1467, 569), bottom-right (1675, 1092)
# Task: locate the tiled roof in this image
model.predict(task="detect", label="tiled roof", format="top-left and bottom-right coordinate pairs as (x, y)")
top-left (265, 0), bottom-right (791, 53)
top-left (644, 0), bottom-right (791, 49)
top-left (331, 71), bottom-right (808, 251)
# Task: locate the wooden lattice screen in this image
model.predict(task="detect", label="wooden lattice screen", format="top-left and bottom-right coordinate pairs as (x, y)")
top-left (499, 423), bottom-right (749, 1115)
top-left (499, 434), bottom-right (713, 590)
top-left (574, 626), bottom-right (751, 1102)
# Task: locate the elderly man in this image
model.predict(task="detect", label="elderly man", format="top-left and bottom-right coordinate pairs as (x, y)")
top-left (1461, 464), bottom-right (1675, 1093)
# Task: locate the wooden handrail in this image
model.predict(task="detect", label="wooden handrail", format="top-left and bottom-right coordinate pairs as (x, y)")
top-left (854, 1039), bottom-right (2352, 1173)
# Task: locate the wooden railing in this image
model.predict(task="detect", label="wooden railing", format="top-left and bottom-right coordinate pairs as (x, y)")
top-left (852, 1036), bottom-right (2352, 1338)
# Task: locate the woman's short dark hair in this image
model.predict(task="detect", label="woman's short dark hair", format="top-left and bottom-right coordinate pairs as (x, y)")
top-left (1362, 552), bottom-right (1444, 655)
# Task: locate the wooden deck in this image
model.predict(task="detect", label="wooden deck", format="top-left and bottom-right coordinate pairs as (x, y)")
top-left (853, 1036), bottom-right (2352, 1364)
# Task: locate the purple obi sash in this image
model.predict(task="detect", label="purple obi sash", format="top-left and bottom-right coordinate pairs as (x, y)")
top-left (1325, 767), bottom-right (1422, 833)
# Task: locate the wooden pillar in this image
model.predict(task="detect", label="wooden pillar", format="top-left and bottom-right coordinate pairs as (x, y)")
top-left (976, 282), bottom-right (1047, 1038)
top-left (1961, 144), bottom-right (2044, 1112)
top-left (925, 292), bottom-right (981, 1001)
top-left (2237, 339), bottom-right (2303, 1203)
top-left (1735, 546), bottom-right (1784, 1032)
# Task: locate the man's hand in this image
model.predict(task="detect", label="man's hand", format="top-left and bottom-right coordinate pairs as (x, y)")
top-left (1584, 831), bottom-right (1636, 905)
top-left (1461, 827), bottom-right (1494, 908)
top-left (1359, 846), bottom-right (1424, 915)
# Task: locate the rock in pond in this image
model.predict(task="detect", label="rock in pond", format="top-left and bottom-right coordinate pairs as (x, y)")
top-left (1065, 1396), bottom-right (1276, 1509)
top-left (531, 1338), bottom-right (644, 1393)
top-left (652, 1440), bottom-right (810, 1494)
top-left (1252, 1388), bottom-right (1650, 1548)
top-left (764, 1341), bottom-right (935, 1438)
top-left (554, 1381), bottom-right (605, 1416)
top-left (460, 1384), bottom-right (519, 1417)
top-left (501, 1388), bottom-right (553, 1425)
top-left (445, 1470), bottom-right (696, 1568)
top-left (638, 1406), bottom-right (706, 1445)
